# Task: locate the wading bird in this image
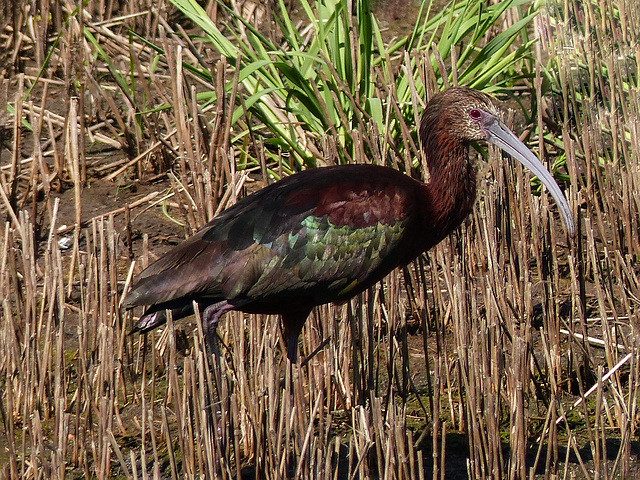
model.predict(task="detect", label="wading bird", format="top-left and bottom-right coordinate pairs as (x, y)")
top-left (123, 87), bottom-right (574, 363)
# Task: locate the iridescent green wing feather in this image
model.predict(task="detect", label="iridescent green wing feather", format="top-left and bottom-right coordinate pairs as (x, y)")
top-left (243, 214), bottom-right (409, 302)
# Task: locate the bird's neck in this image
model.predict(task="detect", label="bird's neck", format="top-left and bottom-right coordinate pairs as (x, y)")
top-left (423, 141), bottom-right (477, 239)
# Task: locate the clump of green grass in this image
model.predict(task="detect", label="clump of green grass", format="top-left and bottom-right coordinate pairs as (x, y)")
top-left (141, 0), bottom-right (539, 174)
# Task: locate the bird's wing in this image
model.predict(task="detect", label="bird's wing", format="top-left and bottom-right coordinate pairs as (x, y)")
top-left (240, 210), bottom-right (412, 304)
top-left (123, 165), bottom-right (423, 309)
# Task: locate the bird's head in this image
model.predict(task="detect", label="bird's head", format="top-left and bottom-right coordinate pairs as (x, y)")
top-left (420, 86), bottom-right (575, 236)
top-left (424, 87), bottom-right (500, 143)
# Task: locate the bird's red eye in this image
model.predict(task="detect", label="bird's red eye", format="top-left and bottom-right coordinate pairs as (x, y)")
top-left (469, 109), bottom-right (482, 119)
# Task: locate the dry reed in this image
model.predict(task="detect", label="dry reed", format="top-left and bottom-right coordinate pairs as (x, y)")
top-left (0, 0), bottom-right (639, 479)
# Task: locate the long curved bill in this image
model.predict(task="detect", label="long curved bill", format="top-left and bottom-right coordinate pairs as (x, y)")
top-left (486, 119), bottom-right (575, 237)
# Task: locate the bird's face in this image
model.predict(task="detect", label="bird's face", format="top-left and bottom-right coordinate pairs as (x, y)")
top-left (423, 87), bottom-right (499, 143)
top-left (448, 95), bottom-right (501, 143)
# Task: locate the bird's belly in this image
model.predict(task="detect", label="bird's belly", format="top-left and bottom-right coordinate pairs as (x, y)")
top-left (233, 285), bottom-right (353, 316)
top-left (233, 249), bottom-right (418, 317)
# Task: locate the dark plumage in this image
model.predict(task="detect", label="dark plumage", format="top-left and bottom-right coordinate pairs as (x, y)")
top-left (123, 87), bottom-right (574, 362)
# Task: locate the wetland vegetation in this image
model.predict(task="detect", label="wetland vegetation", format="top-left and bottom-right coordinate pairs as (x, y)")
top-left (0, 0), bottom-right (639, 478)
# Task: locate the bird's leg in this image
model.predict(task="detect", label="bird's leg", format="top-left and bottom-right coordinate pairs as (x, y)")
top-left (281, 309), bottom-right (312, 365)
top-left (201, 301), bottom-right (234, 354)
top-left (197, 300), bottom-right (234, 477)
top-left (286, 335), bottom-right (299, 364)
top-left (279, 309), bottom-right (313, 402)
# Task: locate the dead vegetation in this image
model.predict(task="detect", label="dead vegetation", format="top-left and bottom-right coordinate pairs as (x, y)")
top-left (0, 0), bottom-right (639, 479)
